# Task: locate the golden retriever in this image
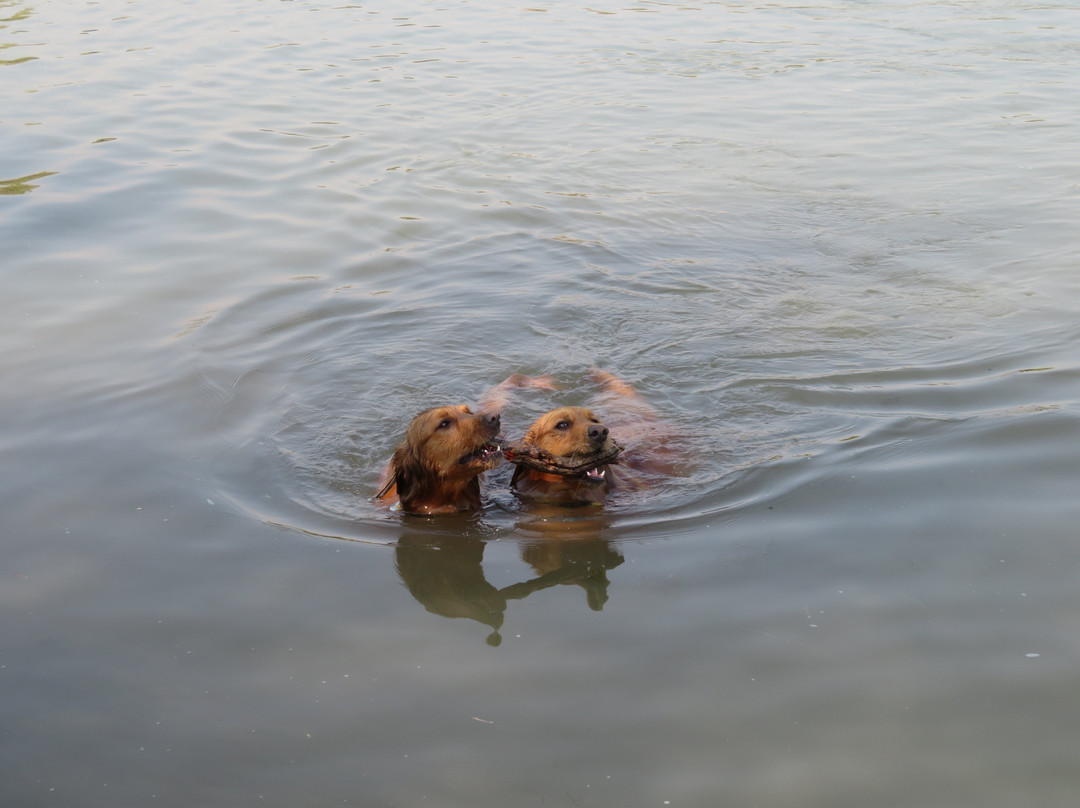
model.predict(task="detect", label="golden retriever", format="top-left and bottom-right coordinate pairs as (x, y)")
top-left (509, 369), bottom-right (678, 505)
top-left (375, 405), bottom-right (503, 515)
top-left (376, 375), bottom-right (558, 515)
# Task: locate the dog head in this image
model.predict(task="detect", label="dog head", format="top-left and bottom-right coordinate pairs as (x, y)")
top-left (519, 406), bottom-right (612, 460)
top-left (510, 406), bottom-right (618, 497)
top-left (391, 405), bottom-right (502, 514)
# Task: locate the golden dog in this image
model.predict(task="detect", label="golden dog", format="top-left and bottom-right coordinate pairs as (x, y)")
top-left (376, 405), bottom-right (503, 515)
top-left (377, 375), bottom-right (557, 515)
top-left (510, 369), bottom-right (678, 505)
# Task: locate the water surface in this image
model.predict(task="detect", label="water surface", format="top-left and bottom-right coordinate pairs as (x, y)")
top-left (3, 1), bottom-right (1080, 806)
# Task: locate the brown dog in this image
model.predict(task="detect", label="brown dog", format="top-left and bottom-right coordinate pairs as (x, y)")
top-left (376, 405), bottom-right (503, 515)
top-left (509, 369), bottom-right (678, 505)
top-left (376, 375), bottom-right (558, 515)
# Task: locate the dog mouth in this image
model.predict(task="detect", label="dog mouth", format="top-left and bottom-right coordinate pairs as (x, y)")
top-left (503, 440), bottom-right (623, 479)
top-left (459, 440), bottom-right (504, 467)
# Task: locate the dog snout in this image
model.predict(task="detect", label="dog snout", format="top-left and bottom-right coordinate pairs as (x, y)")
top-left (588, 423), bottom-right (609, 442)
top-left (481, 411), bottom-right (501, 430)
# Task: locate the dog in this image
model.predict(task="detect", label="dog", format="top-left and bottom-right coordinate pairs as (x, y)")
top-left (376, 375), bottom-right (558, 515)
top-left (509, 369), bottom-right (678, 505)
top-left (375, 405), bottom-right (503, 515)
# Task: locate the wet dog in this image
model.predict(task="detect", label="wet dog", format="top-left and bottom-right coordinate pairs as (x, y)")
top-left (376, 405), bottom-right (503, 515)
top-left (509, 369), bottom-right (678, 505)
top-left (376, 374), bottom-right (558, 515)
top-left (509, 405), bottom-right (620, 504)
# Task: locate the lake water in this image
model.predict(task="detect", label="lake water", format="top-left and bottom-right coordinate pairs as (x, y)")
top-left (4, 0), bottom-right (1080, 805)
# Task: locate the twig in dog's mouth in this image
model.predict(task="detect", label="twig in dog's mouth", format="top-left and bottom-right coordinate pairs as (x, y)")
top-left (459, 441), bottom-right (504, 465)
top-left (502, 440), bottom-right (624, 478)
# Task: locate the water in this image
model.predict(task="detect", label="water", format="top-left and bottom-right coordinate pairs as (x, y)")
top-left (3, 0), bottom-right (1080, 805)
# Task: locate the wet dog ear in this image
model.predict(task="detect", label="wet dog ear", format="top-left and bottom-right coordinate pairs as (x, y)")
top-left (390, 441), bottom-right (428, 509)
top-left (522, 421), bottom-right (544, 445)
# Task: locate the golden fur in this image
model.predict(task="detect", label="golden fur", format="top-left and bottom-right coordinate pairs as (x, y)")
top-left (510, 369), bottom-right (678, 504)
top-left (377, 405), bottom-right (502, 515)
top-left (510, 406), bottom-right (619, 503)
top-left (376, 375), bottom-right (559, 515)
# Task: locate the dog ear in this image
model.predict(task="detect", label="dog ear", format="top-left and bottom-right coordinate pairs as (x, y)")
top-left (522, 420), bottom-right (543, 445)
top-left (390, 440), bottom-right (428, 509)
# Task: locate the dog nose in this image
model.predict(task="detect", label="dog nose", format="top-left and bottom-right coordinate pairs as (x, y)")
top-left (588, 424), bottom-right (609, 442)
top-left (481, 411), bottom-right (501, 429)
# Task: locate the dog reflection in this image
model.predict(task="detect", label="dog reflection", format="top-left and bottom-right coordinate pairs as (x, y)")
top-left (395, 533), bottom-right (507, 646)
top-left (505, 537), bottom-right (624, 612)
top-left (395, 529), bottom-right (624, 644)
top-left (506, 501), bottom-right (624, 610)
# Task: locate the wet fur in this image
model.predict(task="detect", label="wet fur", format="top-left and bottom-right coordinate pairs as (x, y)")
top-left (377, 405), bottom-right (502, 515)
top-left (511, 370), bottom-right (678, 505)
top-left (377, 375), bottom-right (557, 515)
top-left (511, 406), bottom-right (625, 504)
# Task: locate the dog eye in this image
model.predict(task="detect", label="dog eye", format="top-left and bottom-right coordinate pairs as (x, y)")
top-left (555, 420), bottom-right (570, 430)
top-left (437, 419), bottom-right (453, 430)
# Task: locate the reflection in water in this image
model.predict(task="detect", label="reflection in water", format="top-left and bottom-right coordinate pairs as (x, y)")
top-left (512, 537), bottom-right (624, 613)
top-left (395, 531), bottom-right (507, 646)
top-left (508, 501), bottom-right (624, 612)
top-left (0, 171), bottom-right (56, 195)
top-left (395, 506), bottom-right (624, 645)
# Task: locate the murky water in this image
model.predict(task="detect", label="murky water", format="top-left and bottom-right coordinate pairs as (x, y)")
top-left (4, 0), bottom-right (1080, 805)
